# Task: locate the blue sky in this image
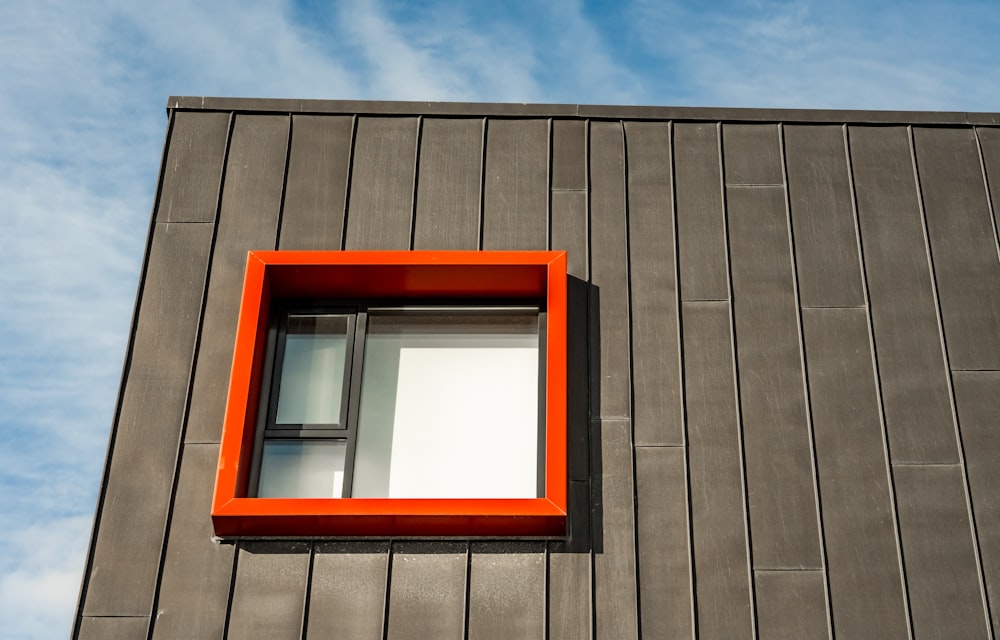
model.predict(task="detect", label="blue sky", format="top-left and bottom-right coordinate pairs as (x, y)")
top-left (1, 0), bottom-right (999, 637)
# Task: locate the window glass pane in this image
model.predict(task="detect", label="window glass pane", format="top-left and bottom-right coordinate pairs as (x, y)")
top-left (275, 315), bottom-right (349, 425)
top-left (258, 440), bottom-right (346, 498)
top-left (352, 313), bottom-right (540, 499)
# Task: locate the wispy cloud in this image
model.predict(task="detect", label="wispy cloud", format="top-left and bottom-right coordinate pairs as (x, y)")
top-left (628, 0), bottom-right (1000, 110)
top-left (0, 517), bottom-right (91, 640)
top-left (335, 0), bottom-right (643, 104)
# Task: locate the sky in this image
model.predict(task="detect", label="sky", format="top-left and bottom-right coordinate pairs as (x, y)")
top-left (1, 0), bottom-right (999, 637)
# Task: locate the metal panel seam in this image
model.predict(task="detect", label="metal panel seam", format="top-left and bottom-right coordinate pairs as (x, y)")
top-left (843, 123), bottom-right (916, 640)
top-left (907, 125), bottom-right (996, 638)
top-left (778, 122), bottom-right (835, 638)
top-left (718, 121), bottom-right (760, 640)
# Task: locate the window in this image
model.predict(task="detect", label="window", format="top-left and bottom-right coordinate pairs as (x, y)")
top-left (252, 306), bottom-right (543, 501)
top-left (212, 251), bottom-right (567, 537)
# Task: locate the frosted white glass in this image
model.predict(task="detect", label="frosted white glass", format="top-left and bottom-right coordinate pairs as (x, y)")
top-left (275, 333), bottom-right (347, 425)
top-left (352, 315), bottom-right (539, 498)
top-left (258, 440), bottom-right (345, 498)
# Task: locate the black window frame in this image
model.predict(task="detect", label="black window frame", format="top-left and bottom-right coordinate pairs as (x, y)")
top-left (246, 299), bottom-right (548, 499)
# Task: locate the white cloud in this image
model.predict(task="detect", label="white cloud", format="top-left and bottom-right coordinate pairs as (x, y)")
top-left (628, 0), bottom-right (1000, 110)
top-left (337, 0), bottom-right (542, 102)
top-left (112, 0), bottom-right (363, 99)
top-left (333, 0), bottom-right (643, 104)
top-left (533, 0), bottom-right (645, 105)
top-left (0, 516), bottom-right (90, 640)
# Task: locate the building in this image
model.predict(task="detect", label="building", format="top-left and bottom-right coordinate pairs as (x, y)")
top-left (74, 98), bottom-right (1000, 638)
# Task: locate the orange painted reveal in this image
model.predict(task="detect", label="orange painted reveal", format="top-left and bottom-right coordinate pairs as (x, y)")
top-left (212, 250), bottom-right (568, 537)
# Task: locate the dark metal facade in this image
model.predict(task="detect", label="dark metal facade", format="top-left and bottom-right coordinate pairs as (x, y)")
top-left (76, 98), bottom-right (1000, 639)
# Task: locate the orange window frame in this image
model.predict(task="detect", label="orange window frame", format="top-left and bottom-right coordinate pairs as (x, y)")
top-left (212, 250), bottom-right (568, 537)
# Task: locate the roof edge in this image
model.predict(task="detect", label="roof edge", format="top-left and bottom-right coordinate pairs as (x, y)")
top-left (166, 96), bottom-right (1000, 126)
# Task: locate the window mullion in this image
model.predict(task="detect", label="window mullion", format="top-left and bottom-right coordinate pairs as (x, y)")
top-left (247, 314), bottom-right (283, 497)
top-left (340, 310), bottom-right (368, 498)
top-left (536, 311), bottom-right (547, 498)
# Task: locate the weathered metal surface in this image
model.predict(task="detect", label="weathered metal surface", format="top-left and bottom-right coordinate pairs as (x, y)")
top-left (344, 117), bottom-right (418, 250)
top-left (625, 121), bottom-right (682, 446)
top-left (482, 119), bottom-right (549, 250)
top-left (675, 122), bottom-right (728, 301)
top-left (914, 126), bottom-right (1000, 370)
top-left (952, 371), bottom-right (1000, 635)
top-left (784, 124), bottom-right (865, 307)
top-left (227, 541), bottom-right (311, 640)
top-left (683, 301), bottom-right (755, 639)
top-left (152, 444), bottom-right (234, 639)
top-left (413, 117), bottom-right (483, 250)
top-left (279, 114), bottom-right (353, 250)
top-left (81, 103), bottom-right (1000, 640)
top-left (727, 181), bottom-right (823, 570)
top-left (156, 110), bottom-right (229, 223)
top-left (802, 308), bottom-right (909, 638)
top-left (849, 125), bottom-right (959, 464)
top-left (894, 464), bottom-right (991, 638)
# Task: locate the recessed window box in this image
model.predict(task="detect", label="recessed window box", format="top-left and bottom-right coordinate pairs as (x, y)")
top-left (211, 250), bottom-right (567, 537)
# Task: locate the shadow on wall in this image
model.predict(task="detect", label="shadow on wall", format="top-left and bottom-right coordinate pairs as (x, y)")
top-left (551, 276), bottom-right (599, 555)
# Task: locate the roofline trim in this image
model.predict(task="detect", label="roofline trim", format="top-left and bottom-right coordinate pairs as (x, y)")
top-left (167, 96), bottom-right (1000, 126)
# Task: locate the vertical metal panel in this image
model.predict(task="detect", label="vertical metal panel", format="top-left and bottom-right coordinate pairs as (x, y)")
top-left (754, 571), bottom-right (830, 640)
top-left (951, 371), bottom-right (1000, 635)
top-left (185, 114), bottom-right (288, 444)
top-left (279, 115), bottom-right (353, 250)
top-left (723, 124), bottom-right (783, 185)
top-left (726, 184), bottom-right (823, 569)
top-left (592, 418), bottom-right (639, 640)
top-left (482, 119), bottom-right (549, 250)
top-left (552, 191), bottom-right (588, 279)
top-left (386, 542), bottom-right (467, 640)
top-left (549, 553), bottom-right (592, 640)
top-left (801, 308), bottom-right (909, 638)
top-left (635, 447), bottom-right (693, 638)
top-left (894, 464), bottom-right (991, 638)
top-left (344, 117), bottom-right (418, 250)
top-left (552, 119), bottom-right (588, 279)
top-left (83, 222), bottom-right (213, 617)
top-left (467, 543), bottom-right (546, 640)
top-left (157, 110), bottom-right (230, 223)
top-left (682, 301), bottom-right (754, 639)
top-left (976, 126), bottom-right (1000, 226)
top-left (784, 125), bottom-right (864, 307)
top-left (77, 616), bottom-right (149, 640)
top-left (848, 125), bottom-right (958, 464)
top-left (624, 121), bottom-right (682, 446)
top-left (227, 542), bottom-right (311, 640)
top-left (413, 118), bottom-right (483, 250)
top-left (589, 120), bottom-right (631, 419)
top-left (306, 542), bottom-right (389, 640)
top-left (152, 444), bottom-right (233, 639)
top-left (675, 122), bottom-right (728, 300)
top-left (552, 119), bottom-right (587, 190)
top-left (589, 120), bottom-right (637, 639)
top-left (549, 480), bottom-right (593, 640)
top-left (914, 126), bottom-right (1000, 370)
